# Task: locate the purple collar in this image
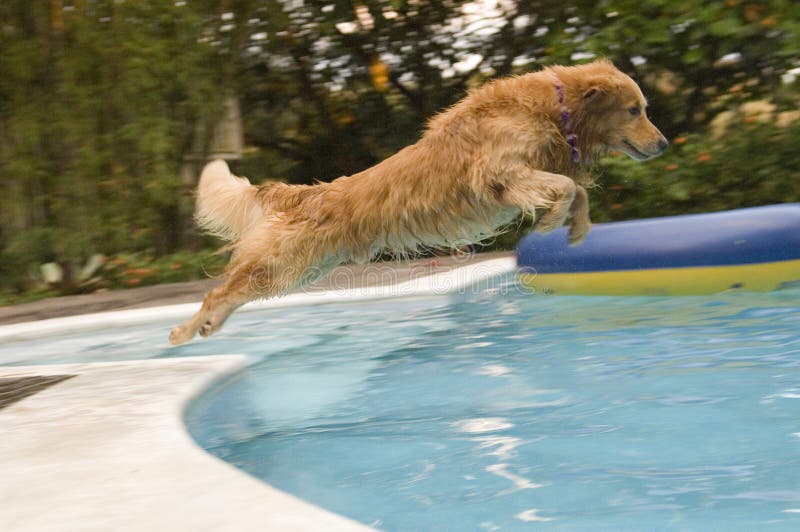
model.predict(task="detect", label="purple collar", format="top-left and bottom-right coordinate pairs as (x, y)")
top-left (554, 82), bottom-right (581, 164)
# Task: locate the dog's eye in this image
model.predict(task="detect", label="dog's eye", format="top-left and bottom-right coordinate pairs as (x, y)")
top-left (628, 106), bottom-right (641, 117)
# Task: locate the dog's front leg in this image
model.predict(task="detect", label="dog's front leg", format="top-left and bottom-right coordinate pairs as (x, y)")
top-left (498, 169), bottom-right (577, 233)
top-left (567, 184), bottom-right (592, 245)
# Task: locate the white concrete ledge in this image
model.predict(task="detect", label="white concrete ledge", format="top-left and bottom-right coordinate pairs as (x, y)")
top-left (0, 356), bottom-right (372, 532)
top-left (0, 257), bottom-right (517, 342)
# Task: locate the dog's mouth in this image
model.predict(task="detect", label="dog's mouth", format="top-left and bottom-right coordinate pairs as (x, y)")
top-left (620, 139), bottom-right (655, 161)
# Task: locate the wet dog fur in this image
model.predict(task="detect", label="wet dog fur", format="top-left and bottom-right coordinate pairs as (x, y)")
top-left (169, 59), bottom-right (667, 345)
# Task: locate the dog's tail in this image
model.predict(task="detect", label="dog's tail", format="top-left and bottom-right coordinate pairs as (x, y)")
top-left (195, 159), bottom-right (262, 242)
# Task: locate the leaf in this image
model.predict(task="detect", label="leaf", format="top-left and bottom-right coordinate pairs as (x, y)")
top-left (682, 48), bottom-right (703, 64)
top-left (709, 17), bottom-right (742, 37)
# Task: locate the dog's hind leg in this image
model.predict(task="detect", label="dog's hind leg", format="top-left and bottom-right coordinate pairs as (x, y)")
top-left (169, 225), bottom-right (327, 345)
top-left (168, 258), bottom-right (316, 345)
top-left (168, 265), bottom-right (254, 345)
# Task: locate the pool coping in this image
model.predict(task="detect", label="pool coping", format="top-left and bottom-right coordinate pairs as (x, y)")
top-left (0, 356), bottom-right (372, 531)
top-left (0, 257), bottom-right (517, 530)
top-left (0, 256), bottom-right (517, 342)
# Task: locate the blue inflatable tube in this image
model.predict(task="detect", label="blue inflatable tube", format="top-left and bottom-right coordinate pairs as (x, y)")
top-left (517, 204), bottom-right (800, 295)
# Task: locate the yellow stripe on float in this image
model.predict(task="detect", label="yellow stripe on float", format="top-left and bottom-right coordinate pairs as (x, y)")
top-left (518, 259), bottom-right (800, 296)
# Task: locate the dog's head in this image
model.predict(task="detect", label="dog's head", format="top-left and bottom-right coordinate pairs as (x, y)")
top-left (557, 60), bottom-right (669, 161)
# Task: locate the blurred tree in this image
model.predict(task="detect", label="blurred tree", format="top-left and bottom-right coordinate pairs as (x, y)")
top-left (233, 0), bottom-right (521, 183)
top-left (0, 0), bottom-right (226, 289)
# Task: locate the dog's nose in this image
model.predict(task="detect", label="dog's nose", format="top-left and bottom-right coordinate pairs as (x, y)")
top-left (657, 137), bottom-right (669, 152)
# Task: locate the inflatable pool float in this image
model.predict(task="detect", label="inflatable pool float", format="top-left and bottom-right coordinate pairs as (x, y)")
top-left (517, 204), bottom-right (800, 296)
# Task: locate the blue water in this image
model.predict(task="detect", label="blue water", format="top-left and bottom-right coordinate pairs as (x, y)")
top-left (3, 286), bottom-right (800, 529)
top-left (182, 288), bottom-right (800, 530)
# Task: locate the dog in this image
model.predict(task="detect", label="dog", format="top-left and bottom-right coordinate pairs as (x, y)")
top-left (169, 59), bottom-right (667, 345)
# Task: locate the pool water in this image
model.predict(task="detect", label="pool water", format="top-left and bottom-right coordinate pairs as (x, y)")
top-left (3, 286), bottom-right (800, 529)
top-left (182, 288), bottom-right (800, 530)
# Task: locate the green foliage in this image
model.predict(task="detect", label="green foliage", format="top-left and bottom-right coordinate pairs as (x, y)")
top-left (0, 1), bottom-right (223, 273)
top-left (0, 249), bottom-right (228, 306)
top-left (98, 249), bottom-right (228, 289)
top-left (590, 119), bottom-right (800, 222)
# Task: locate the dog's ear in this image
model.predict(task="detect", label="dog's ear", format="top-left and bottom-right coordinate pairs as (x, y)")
top-left (582, 76), bottom-right (621, 105)
top-left (583, 87), bottom-right (603, 101)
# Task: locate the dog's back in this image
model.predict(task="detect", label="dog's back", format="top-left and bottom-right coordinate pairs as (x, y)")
top-left (195, 160), bottom-right (324, 243)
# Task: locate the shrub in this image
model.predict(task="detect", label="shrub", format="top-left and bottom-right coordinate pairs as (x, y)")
top-left (589, 119), bottom-right (800, 222)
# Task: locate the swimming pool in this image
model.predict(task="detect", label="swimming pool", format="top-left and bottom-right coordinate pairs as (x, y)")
top-left (180, 288), bottom-right (800, 530)
top-left (3, 286), bottom-right (800, 529)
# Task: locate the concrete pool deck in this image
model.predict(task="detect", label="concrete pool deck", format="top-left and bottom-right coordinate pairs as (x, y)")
top-left (0, 252), bottom-right (517, 531)
top-left (0, 356), bottom-right (371, 532)
top-left (0, 251), bottom-right (513, 325)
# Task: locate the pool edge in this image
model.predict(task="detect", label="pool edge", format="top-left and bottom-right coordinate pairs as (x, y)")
top-left (0, 355), bottom-right (373, 531)
top-left (0, 256), bottom-right (517, 342)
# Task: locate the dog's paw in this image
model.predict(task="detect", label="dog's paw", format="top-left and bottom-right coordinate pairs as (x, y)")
top-left (169, 325), bottom-right (193, 346)
top-left (567, 221), bottom-right (591, 246)
top-left (199, 318), bottom-right (220, 338)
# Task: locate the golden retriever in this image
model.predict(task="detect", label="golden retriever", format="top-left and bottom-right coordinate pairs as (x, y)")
top-left (169, 59), bottom-right (667, 345)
